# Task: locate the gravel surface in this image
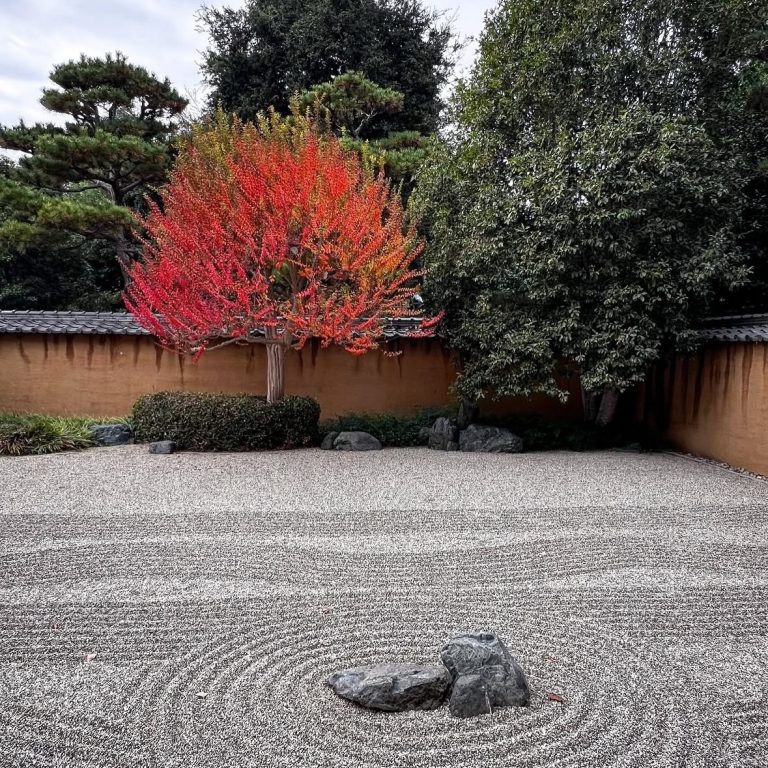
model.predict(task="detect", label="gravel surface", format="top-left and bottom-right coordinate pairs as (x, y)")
top-left (1, 446), bottom-right (767, 767)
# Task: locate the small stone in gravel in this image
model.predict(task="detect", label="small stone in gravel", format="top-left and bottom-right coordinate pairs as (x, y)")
top-left (327, 663), bottom-right (451, 711)
top-left (320, 432), bottom-right (338, 450)
top-left (333, 432), bottom-right (382, 451)
top-left (148, 441), bottom-right (176, 454)
top-left (89, 424), bottom-right (133, 446)
top-left (459, 425), bottom-right (523, 453)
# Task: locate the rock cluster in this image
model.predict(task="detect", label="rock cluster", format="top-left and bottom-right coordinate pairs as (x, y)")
top-left (320, 431), bottom-right (382, 451)
top-left (326, 632), bottom-right (529, 718)
top-left (427, 419), bottom-right (523, 453)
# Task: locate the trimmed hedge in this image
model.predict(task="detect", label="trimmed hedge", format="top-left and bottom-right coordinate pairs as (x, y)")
top-left (320, 408), bottom-right (452, 447)
top-left (132, 392), bottom-right (320, 451)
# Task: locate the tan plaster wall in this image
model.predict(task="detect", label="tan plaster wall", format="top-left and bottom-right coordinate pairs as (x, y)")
top-left (643, 343), bottom-right (768, 476)
top-left (0, 333), bottom-right (587, 421)
top-left (0, 334), bottom-right (461, 419)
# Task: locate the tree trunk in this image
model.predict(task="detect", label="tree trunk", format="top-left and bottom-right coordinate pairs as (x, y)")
top-left (457, 398), bottom-right (479, 429)
top-left (582, 389), bottom-right (600, 423)
top-left (595, 387), bottom-right (620, 427)
top-left (266, 342), bottom-right (285, 404)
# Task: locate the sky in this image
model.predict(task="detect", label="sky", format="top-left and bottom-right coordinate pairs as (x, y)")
top-left (0, 0), bottom-right (497, 128)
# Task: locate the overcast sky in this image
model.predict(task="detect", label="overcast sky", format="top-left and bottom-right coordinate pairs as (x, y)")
top-left (0, 0), bottom-right (497, 128)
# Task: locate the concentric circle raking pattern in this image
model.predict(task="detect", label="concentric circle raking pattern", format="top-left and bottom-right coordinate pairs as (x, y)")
top-left (1, 447), bottom-right (767, 767)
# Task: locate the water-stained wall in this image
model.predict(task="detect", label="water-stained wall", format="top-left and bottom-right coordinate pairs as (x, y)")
top-left (640, 343), bottom-right (768, 475)
top-left (0, 333), bottom-right (582, 421)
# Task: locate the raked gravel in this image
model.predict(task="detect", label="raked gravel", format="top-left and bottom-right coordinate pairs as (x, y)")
top-left (1, 446), bottom-right (767, 767)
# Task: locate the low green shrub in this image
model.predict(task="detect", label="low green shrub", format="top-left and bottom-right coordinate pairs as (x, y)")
top-left (0, 414), bottom-right (96, 456)
top-left (479, 413), bottom-right (632, 452)
top-left (132, 391), bottom-right (320, 451)
top-left (320, 408), bottom-right (452, 447)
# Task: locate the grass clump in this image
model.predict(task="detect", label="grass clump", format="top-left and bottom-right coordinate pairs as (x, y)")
top-left (0, 414), bottom-right (97, 456)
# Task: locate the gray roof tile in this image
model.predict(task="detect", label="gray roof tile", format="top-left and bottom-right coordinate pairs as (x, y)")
top-left (697, 314), bottom-right (768, 343)
top-left (3, 310), bottom-right (764, 343)
top-left (0, 311), bottom-right (433, 338)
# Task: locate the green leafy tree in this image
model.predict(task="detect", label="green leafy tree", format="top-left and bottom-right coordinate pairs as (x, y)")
top-left (198, 0), bottom-right (457, 135)
top-left (415, 0), bottom-right (768, 423)
top-left (297, 71), bottom-right (430, 190)
top-left (297, 71), bottom-right (404, 139)
top-left (0, 52), bottom-right (187, 308)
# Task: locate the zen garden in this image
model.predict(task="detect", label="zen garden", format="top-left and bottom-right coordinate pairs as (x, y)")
top-left (0, 1), bottom-right (767, 766)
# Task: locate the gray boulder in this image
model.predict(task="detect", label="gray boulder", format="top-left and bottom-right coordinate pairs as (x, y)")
top-left (417, 426), bottom-right (431, 445)
top-left (449, 664), bottom-right (529, 718)
top-left (459, 424), bottom-right (523, 453)
top-left (427, 417), bottom-right (459, 451)
top-left (440, 632), bottom-right (514, 679)
top-left (333, 431), bottom-right (382, 451)
top-left (327, 663), bottom-right (451, 711)
top-left (89, 423), bottom-right (133, 446)
top-left (448, 673), bottom-right (492, 718)
top-left (320, 431), bottom-right (338, 450)
top-left (148, 440), bottom-right (176, 454)
top-left (441, 632), bottom-right (530, 718)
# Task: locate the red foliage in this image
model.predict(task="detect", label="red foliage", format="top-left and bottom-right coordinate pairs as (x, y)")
top-left (124, 119), bottom-right (436, 362)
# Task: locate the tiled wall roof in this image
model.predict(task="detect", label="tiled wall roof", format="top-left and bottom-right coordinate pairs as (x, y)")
top-left (1, 310), bottom-right (766, 342)
top-left (0, 311), bottom-right (433, 338)
top-left (697, 314), bottom-right (768, 343)
top-left (0, 311), bottom-right (148, 335)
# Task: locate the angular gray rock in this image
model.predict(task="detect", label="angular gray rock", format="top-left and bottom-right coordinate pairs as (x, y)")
top-left (89, 423), bottom-right (133, 446)
top-left (441, 632), bottom-right (530, 717)
top-left (327, 663), bottom-right (451, 711)
top-left (417, 426), bottom-right (431, 445)
top-left (459, 424), bottom-right (523, 453)
top-left (427, 417), bottom-right (459, 451)
top-left (448, 673), bottom-right (492, 718)
top-left (148, 440), bottom-right (176, 454)
top-left (440, 632), bottom-right (514, 679)
top-left (449, 663), bottom-right (530, 717)
top-left (320, 431), bottom-right (338, 450)
top-left (333, 431), bottom-right (382, 451)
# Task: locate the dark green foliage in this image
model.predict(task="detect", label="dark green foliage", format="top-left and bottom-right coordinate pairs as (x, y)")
top-left (132, 392), bottom-right (320, 451)
top-left (0, 52), bottom-right (187, 309)
top-left (198, 0), bottom-right (457, 135)
top-left (320, 408), bottom-right (451, 447)
top-left (342, 130), bottom-right (429, 192)
top-left (414, 0), bottom-right (768, 404)
top-left (479, 413), bottom-right (632, 452)
top-left (297, 72), bottom-right (432, 189)
top-left (0, 414), bottom-right (96, 456)
top-left (0, 219), bottom-right (122, 310)
top-left (298, 71), bottom-right (404, 139)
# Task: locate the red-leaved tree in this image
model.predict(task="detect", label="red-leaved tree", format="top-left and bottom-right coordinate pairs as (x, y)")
top-left (124, 111), bottom-right (437, 402)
